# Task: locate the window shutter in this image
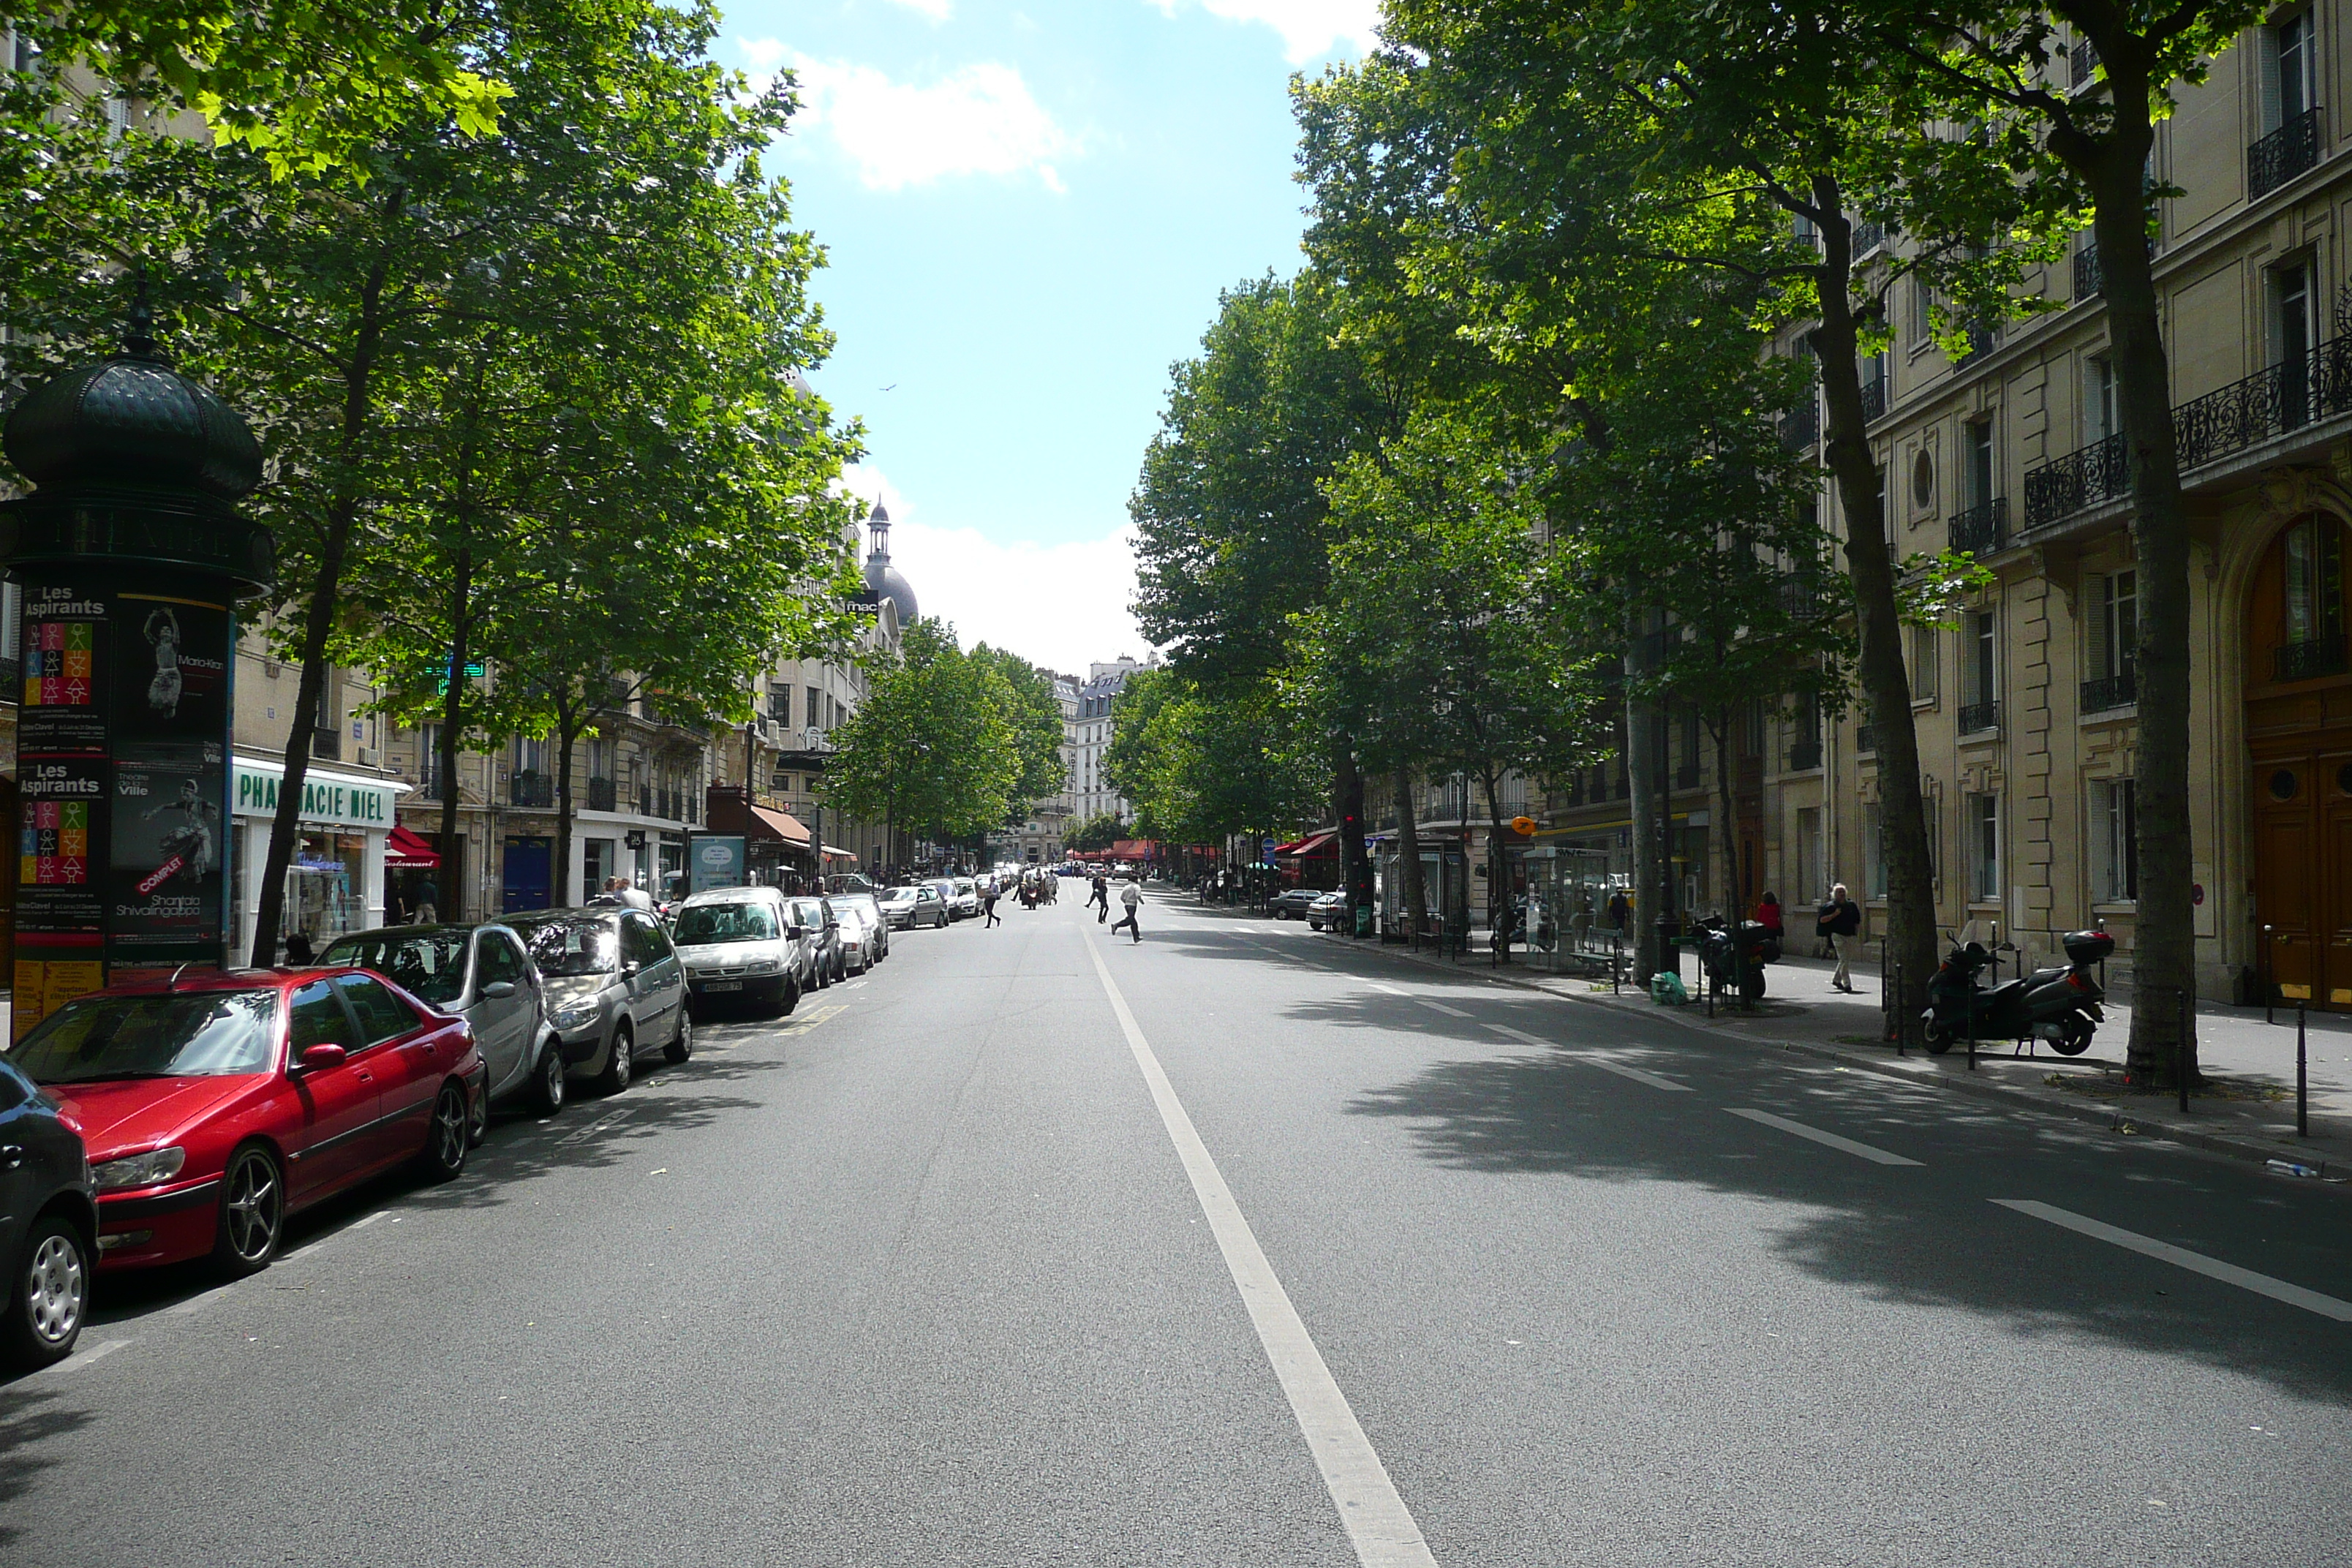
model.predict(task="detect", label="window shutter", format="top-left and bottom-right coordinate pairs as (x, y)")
top-left (2260, 25), bottom-right (2283, 134)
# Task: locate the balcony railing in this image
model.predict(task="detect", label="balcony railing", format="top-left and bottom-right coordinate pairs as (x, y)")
top-left (1855, 722), bottom-right (1877, 754)
top-left (587, 776), bottom-right (617, 812)
top-left (1787, 738), bottom-right (1823, 771)
top-left (1860, 374), bottom-right (1888, 423)
top-left (1778, 576), bottom-right (1828, 619)
top-left (1779, 400), bottom-right (1820, 452)
top-left (2274, 635), bottom-right (2348, 683)
top-left (1852, 219), bottom-right (1885, 255)
top-left (2250, 107), bottom-right (2323, 201)
top-left (1958, 699), bottom-right (2000, 734)
top-left (2023, 432), bottom-right (2127, 526)
top-left (2081, 671), bottom-right (2136, 712)
top-left (2174, 333), bottom-right (2352, 470)
top-left (1948, 496), bottom-right (2008, 557)
top-left (511, 769), bottom-right (554, 808)
top-left (2073, 244), bottom-right (2103, 302)
top-left (2070, 37), bottom-right (2100, 89)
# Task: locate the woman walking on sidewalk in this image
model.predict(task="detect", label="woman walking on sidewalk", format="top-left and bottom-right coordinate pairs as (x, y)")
top-left (1818, 884), bottom-right (1862, 992)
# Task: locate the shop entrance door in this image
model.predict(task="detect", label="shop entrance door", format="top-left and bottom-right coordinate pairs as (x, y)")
top-left (2250, 752), bottom-right (2352, 1009)
top-left (502, 837), bottom-right (552, 913)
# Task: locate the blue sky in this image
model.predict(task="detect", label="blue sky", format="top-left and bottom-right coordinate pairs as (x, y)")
top-left (725, 0), bottom-right (1378, 674)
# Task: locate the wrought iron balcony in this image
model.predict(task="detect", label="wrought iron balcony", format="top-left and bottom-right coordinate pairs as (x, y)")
top-left (2070, 37), bottom-right (2100, 89)
top-left (1958, 700), bottom-right (2000, 735)
top-left (1787, 738), bottom-right (1823, 771)
top-left (2023, 432), bottom-right (2127, 527)
top-left (2073, 244), bottom-right (2103, 302)
top-left (2174, 333), bottom-right (2352, 470)
top-left (1777, 575), bottom-right (1827, 619)
top-left (1779, 400), bottom-right (1820, 451)
top-left (587, 776), bottom-right (617, 812)
top-left (510, 769), bottom-right (554, 807)
top-left (1855, 722), bottom-right (1877, 754)
top-left (1860, 374), bottom-right (1888, 423)
top-left (1948, 496), bottom-right (2008, 557)
top-left (2081, 671), bottom-right (2136, 712)
top-left (1852, 219), bottom-right (1885, 255)
top-left (2250, 108), bottom-right (2323, 201)
top-left (2274, 635), bottom-right (2348, 683)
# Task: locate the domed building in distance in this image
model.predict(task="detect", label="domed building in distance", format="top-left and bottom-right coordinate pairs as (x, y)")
top-left (856, 502), bottom-right (919, 630)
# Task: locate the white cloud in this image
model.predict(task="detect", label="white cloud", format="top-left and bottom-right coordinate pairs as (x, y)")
top-left (884, 0), bottom-right (954, 18)
top-left (842, 464), bottom-right (1147, 675)
top-left (753, 45), bottom-right (1074, 192)
top-left (1144, 0), bottom-right (1379, 63)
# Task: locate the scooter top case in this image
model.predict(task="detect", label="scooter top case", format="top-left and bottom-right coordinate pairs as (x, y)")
top-left (2062, 929), bottom-right (2117, 965)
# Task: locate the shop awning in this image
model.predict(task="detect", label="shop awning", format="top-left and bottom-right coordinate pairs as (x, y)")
top-left (821, 845), bottom-right (857, 861)
top-left (1277, 832), bottom-right (1335, 858)
top-left (385, 825), bottom-right (440, 868)
top-left (746, 805), bottom-right (812, 845)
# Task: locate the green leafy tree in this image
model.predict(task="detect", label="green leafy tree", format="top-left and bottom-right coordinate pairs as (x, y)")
top-left (970, 646), bottom-right (1068, 826)
top-left (821, 622), bottom-right (1018, 853)
top-left (1064, 815), bottom-right (1127, 853)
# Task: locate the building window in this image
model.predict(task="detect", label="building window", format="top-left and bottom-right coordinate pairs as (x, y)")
top-left (2264, 10), bottom-right (2314, 135)
top-left (2084, 355), bottom-right (2116, 443)
top-left (2283, 515), bottom-right (2344, 647)
top-left (1863, 802), bottom-right (1887, 900)
top-left (1964, 419), bottom-right (1994, 508)
top-left (2091, 778), bottom-right (2138, 903)
top-left (806, 685), bottom-right (821, 727)
top-left (2274, 260), bottom-right (2315, 426)
top-left (1910, 622), bottom-right (1938, 701)
top-left (1969, 793), bottom-right (2000, 901)
top-left (1967, 608), bottom-right (1998, 722)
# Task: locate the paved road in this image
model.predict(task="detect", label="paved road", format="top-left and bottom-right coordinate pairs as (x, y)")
top-left (6, 889), bottom-right (2348, 1565)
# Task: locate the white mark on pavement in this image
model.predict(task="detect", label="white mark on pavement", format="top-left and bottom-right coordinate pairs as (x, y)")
top-left (1725, 1107), bottom-right (1923, 1166)
top-left (46, 1337), bottom-right (132, 1373)
top-left (1411, 998), bottom-right (1472, 1019)
top-left (1483, 1024), bottom-right (1692, 1092)
top-left (1082, 930), bottom-right (1437, 1568)
top-left (559, 1107), bottom-right (634, 1145)
top-left (1369, 983), bottom-right (1406, 995)
top-left (1991, 1199), bottom-right (2352, 1322)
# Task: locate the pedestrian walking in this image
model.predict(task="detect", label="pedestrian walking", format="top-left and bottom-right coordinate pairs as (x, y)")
top-left (1754, 890), bottom-right (1784, 962)
top-left (1110, 878), bottom-right (1142, 943)
top-left (1606, 888), bottom-right (1629, 934)
top-left (984, 883), bottom-right (1002, 927)
top-left (414, 875), bottom-right (440, 926)
top-left (1818, 883), bottom-right (1863, 992)
top-left (1090, 872), bottom-right (1110, 924)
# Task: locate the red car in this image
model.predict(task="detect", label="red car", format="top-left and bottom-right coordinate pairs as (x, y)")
top-left (7, 968), bottom-right (486, 1276)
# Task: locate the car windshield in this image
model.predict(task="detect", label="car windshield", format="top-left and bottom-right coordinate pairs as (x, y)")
top-left (519, 919), bottom-right (619, 976)
top-left (881, 887), bottom-right (918, 905)
top-left (12, 990), bottom-right (281, 1085)
top-left (674, 903), bottom-right (778, 945)
top-left (320, 930), bottom-right (469, 1004)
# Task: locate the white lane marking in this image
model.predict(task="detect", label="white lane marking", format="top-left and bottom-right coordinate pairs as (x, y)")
top-left (1411, 998), bottom-right (1471, 1019)
top-left (559, 1107), bottom-right (633, 1145)
top-left (1082, 932), bottom-right (1436, 1567)
top-left (1992, 1199), bottom-right (2352, 1322)
top-left (1725, 1107), bottom-right (1923, 1166)
top-left (1369, 983), bottom-right (1407, 995)
top-left (49, 1337), bottom-right (132, 1373)
top-left (1482, 1024), bottom-right (1692, 1092)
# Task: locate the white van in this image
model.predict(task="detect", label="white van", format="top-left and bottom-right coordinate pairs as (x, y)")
top-left (673, 885), bottom-right (801, 1017)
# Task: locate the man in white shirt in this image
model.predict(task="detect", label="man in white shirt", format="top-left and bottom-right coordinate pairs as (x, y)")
top-left (1110, 879), bottom-right (1142, 943)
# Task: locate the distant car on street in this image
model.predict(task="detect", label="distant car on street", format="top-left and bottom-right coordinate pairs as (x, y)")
top-left (671, 886), bottom-right (801, 1019)
top-left (508, 908), bottom-right (693, 1095)
top-left (1307, 892), bottom-right (1347, 932)
top-left (1270, 887), bottom-right (1322, 920)
top-left (949, 878), bottom-right (981, 919)
top-left (836, 892), bottom-right (892, 962)
top-left (0, 1052), bottom-right (95, 1369)
top-left (880, 884), bottom-right (946, 929)
top-left (790, 895), bottom-right (847, 986)
top-left (827, 896), bottom-right (882, 975)
top-left (321, 922), bottom-right (564, 1127)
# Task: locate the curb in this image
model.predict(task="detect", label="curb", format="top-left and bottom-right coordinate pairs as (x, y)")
top-left (1313, 925), bottom-right (2345, 1187)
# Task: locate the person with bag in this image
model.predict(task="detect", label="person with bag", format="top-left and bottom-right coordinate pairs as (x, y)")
top-left (1817, 884), bottom-right (1863, 992)
top-left (1110, 878), bottom-right (1143, 943)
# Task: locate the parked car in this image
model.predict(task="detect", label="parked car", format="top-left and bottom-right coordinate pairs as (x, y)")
top-left (320, 923), bottom-right (564, 1126)
top-left (0, 1052), bottom-right (96, 1368)
top-left (828, 897), bottom-right (881, 974)
top-left (949, 878), bottom-right (981, 919)
top-left (789, 895), bottom-right (846, 987)
top-left (672, 886), bottom-right (800, 1019)
top-left (1270, 886), bottom-right (1323, 920)
top-left (880, 884), bottom-right (947, 930)
top-left (927, 879), bottom-right (965, 921)
top-left (508, 908), bottom-right (693, 1095)
top-left (836, 892), bottom-right (891, 961)
top-left (9, 970), bottom-right (486, 1276)
top-left (1306, 892), bottom-right (1348, 932)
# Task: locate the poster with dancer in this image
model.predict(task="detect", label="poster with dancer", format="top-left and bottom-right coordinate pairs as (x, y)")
top-left (110, 594), bottom-right (230, 744)
top-left (109, 742), bottom-right (228, 965)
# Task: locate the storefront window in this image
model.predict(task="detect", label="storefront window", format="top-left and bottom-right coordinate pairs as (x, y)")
top-left (287, 831), bottom-right (367, 949)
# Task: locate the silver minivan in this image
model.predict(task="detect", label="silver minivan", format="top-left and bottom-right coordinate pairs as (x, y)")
top-left (508, 909), bottom-right (693, 1095)
top-left (320, 922), bottom-right (565, 1125)
top-left (674, 886), bottom-right (799, 1018)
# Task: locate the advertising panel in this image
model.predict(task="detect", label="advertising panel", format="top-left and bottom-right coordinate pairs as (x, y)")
top-left (688, 835), bottom-right (747, 894)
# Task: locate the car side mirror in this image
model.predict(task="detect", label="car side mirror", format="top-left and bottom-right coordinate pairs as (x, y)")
top-left (296, 1044), bottom-right (348, 1071)
top-left (480, 980), bottom-right (517, 1000)
top-left (621, 959), bottom-right (643, 979)
top-left (788, 924), bottom-right (806, 940)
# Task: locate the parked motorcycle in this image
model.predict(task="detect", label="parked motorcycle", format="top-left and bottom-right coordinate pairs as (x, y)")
top-left (1690, 915), bottom-right (1774, 1003)
top-left (1921, 928), bottom-right (2114, 1055)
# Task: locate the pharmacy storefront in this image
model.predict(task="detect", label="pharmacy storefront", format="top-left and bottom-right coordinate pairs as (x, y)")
top-left (230, 753), bottom-right (406, 964)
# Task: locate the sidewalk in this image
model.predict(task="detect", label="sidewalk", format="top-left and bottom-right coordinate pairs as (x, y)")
top-left (1272, 913), bottom-right (2352, 1183)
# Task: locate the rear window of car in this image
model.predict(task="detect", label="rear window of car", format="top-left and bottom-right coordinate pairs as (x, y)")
top-left (320, 929), bottom-right (470, 1004)
top-left (12, 990), bottom-right (282, 1084)
top-left (519, 918), bottom-right (619, 976)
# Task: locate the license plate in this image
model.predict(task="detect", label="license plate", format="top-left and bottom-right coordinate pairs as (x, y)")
top-left (703, 980), bottom-right (742, 992)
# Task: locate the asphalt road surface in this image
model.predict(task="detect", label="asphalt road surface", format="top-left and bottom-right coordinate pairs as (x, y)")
top-left (7, 888), bottom-right (2349, 1566)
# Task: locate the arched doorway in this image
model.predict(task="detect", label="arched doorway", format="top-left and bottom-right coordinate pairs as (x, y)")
top-left (2246, 512), bottom-right (2352, 1006)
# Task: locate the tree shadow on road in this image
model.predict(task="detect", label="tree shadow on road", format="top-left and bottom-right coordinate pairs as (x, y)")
top-left (0, 1382), bottom-right (93, 1543)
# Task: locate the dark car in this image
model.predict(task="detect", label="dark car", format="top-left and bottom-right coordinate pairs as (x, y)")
top-left (0, 1053), bottom-right (96, 1370)
top-left (320, 923), bottom-right (565, 1126)
top-left (1270, 887), bottom-right (1323, 920)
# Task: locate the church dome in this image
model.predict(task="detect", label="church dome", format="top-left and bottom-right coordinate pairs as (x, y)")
top-left (859, 502), bottom-right (919, 624)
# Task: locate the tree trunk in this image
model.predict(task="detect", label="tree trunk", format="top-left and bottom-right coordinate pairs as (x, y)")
top-left (1336, 747), bottom-right (1369, 935)
top-left (1483, 766), bottom-right (1509, 965)
top-left (1810, 180), bottom-right (1934, 1023)
top-left (1628, 613), bottom-right (1669, 978)
top-left (435, 547), bottom-right (472, 924)
top-left (1393, 765), bottom-right (1424, 949)
top-left (2053, 34), bottom-right (2194, 1085)
top-left (553, 693), bottom-right (579, 908)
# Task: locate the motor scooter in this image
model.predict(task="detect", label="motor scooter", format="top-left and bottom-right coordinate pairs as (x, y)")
top-left (1689, 915), bottom-right (1774, 1003)
top-left (1921, 928), bottom-right (2113, 1055)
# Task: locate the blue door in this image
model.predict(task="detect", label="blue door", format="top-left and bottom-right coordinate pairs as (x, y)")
top-left (502, 837), bottom-right (552, 913)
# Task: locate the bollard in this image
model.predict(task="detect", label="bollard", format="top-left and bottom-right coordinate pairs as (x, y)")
top-left (2264, 925), bottom-right (2275, 1026)
top-left (2298, 1002), bottom-right (2310, 1139)
top-left (1966, 978), bottom-right (1976, 1071)
top-left (2177, 989), bottom-right (2193, 1114)
top-left (1612, 929), bottom-right (1621, 995)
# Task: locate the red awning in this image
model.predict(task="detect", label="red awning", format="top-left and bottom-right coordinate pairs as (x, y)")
top-left (387, 825), bottom-right (440, 869)
top-left (1277, 832), bottom-right (1335, 858)
top-left (747, 805), bottom-right (812, 845)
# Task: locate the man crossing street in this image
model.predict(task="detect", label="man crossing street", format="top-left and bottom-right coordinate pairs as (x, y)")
top-left (1090, 872), bottom-right (1111, 924)
top-left (984, 881), bottom-right (1002, 927)
top-left (1110, 878), bottom-right (1142, 943)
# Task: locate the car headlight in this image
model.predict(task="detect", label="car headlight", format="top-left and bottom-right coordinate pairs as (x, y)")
top-left (94, 1146), bottom-right (186, 1191)
top-left (549, 1002), bottom-right (601, 1031)
top-left (742, 957), bottom-right (783, 976)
